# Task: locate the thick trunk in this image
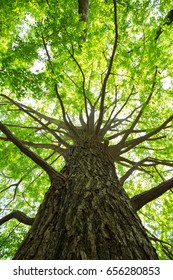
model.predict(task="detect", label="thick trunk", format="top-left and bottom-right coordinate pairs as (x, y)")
top-left (14, 143), bottom-right (158, 259)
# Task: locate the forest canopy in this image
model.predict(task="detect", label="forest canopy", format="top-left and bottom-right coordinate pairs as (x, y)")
top-left (0, 0), bottom-right (173, 259)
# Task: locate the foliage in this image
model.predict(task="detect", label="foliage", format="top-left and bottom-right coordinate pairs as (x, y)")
top-left (0, 0), bottom-right (173, 259)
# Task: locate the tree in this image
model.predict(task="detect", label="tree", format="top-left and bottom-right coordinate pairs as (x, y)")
top-left (0, 0), bottom-right (173, 259)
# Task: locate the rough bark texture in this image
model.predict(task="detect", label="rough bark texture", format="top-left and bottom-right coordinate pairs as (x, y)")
top-left (78, 0), bottom-right (89, 22)
top-left (14, 142), bottom-right (158, 259)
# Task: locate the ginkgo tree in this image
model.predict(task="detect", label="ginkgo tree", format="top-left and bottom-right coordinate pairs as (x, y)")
top-left (0, 0), bottom-right (173, 260)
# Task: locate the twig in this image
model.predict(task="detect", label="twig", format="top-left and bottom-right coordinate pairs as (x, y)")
top-left (0, 179), bottom-right (22, 195)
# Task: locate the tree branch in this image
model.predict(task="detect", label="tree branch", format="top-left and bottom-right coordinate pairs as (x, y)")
top-left (54, 84), bottom-right (81, 141)
top-left (0, 136), bottom-right (67, 156)
top-left (120, 158), bottom-right (148, 185)
top-left (0, 122), bottom-right (65, 181)
top-left (121, 114), bottom-right (173, 154)
top-left (144, 157), bottom-right (173, 167)
top-left (118, 156), bottom-right (173, 184)
top-left (131, 177), bottom-right (173, 211)
top-left (78, 0), bottom-right (89, 22)
top-left (0, 94), bottom-right (58, 125)
top-left (41, 36), bottom-right (80, 140)
top-left (108, 128), bottom-right (146, 141)
top-left (78, 0), bottom-right (89, 42)
top-left (0, 94), bottom-right (69, 148)
top-left (109, 113), bottom-right (173, 159)
top-left (0, 178), bottom-right (22, 195)
top-left (0, 210), bottom-right (35, 226)
top-left (96, 0), bottom-right (118, 133)
top-left (155, 10), bottom-right (173, 42)
top-left (101, 85), bottom-right (137, 136)
top-left (119, 67), bottom-right (158, 144)
top-left (41, 34), bottom-right (54, 74)
top-left (63, 70), bottom-right (80, 89)
top-left (66, 48), bottom-right (90, 125)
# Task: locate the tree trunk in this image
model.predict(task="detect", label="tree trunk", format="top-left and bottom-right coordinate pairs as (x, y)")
top-left (14, 142), bottom-right (158, 259)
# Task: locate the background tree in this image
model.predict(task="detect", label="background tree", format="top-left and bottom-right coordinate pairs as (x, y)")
top-left (0, 0), bottom-right (173, 259)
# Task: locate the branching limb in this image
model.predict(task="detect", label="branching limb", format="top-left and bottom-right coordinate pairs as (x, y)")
top-left (0, 94), bottom-right (69, 148)
top-left (154, 166), bottom-right (165, 181)
top-left (119, 67), bottom-right (158, 145)
top-left (116, 155), bottom-right (173, 184)
top-left (146, 229), bottom-right (173, 259)
top-left (0, 179), bottom-right (22, 195)
top-left (121, 114), bottom-right (173, 154)
top-left (131, 177), bottom-right (173, 211)
top-left (54, 85), bottom-right (81, 140)
top-left (41, 34), bottom-right (54, 74)
top-left (0, 122), bottom-right (65, 181)
top-left (100, 87), bottom-right (118, 137)
top-left (41, 36), bottom-right (69, 126)
top-left (63, 70), bottom-right (80, 89)
top-left (0, 123), bottom-right (43, 130)
top-left (108, 128), bottom-right (146, 141)
top-left (106, 104), bottom-right (142, 139)
top-left (79, 110), bottom-right (87, 128)
top-left (118, 156), bottom-right (173, 183)
top-left (134, 145), bottom-right (165, 152)
top-left (0, 136), bottom-right (67, 157)
top-left (155, 10), bottom-right (173, 42)
top-left (145, 157), bottom-right (173, 167)
top-left (0, 210), bottom-right (35, 226)
top-left (96, 0), bottom-right (118, 133)
top-left (78, 0), bottom-right (89, 22)
top-left (109, 113), bottom-right (173, 158)
top-left (41, 36), bottom-right (80, 140)
top-left (0, 94), bottom-right (58, 126)
top-left (120, 158), bottom-right (148, 185)
top-left (78, 0), bottom-right (89, 42)
top-left (65, 48), bottom-right (90, 125)
top-left (149, 232), bottom-right (172, 247)
top-left (101, 85), bottom-right (136, 136)
top-left (2, 179), bottom-right (22, 209)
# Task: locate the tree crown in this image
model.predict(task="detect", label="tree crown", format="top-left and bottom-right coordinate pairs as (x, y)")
top-left (0, 0), bottom-right (173, 259)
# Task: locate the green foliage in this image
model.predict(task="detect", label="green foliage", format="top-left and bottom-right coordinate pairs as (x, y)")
top-left (0, 221), bottom-right (29, 260)
top-left (0, 0), bottom-right (173, 259)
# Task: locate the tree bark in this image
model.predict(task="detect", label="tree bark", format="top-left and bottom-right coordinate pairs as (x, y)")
top-left (78, 0), bottom-right (89, 22)
top-left (14, 142), bottom-right (158, 259)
